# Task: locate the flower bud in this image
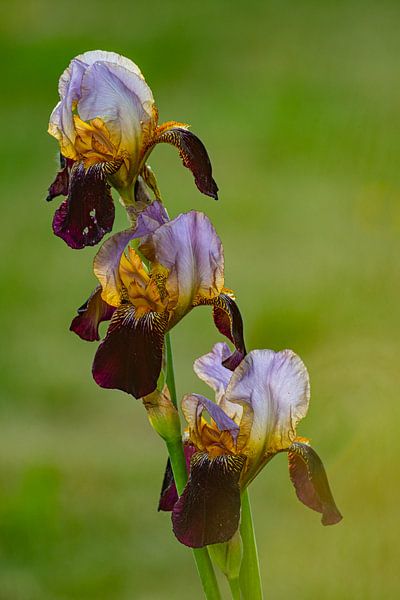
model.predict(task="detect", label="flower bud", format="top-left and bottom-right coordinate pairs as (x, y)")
top-left (142, 385), bottom-right (181, 442)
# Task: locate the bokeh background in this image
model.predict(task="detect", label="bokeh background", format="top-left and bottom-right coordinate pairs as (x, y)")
top-left (1, 0), bottom-right (399, 598)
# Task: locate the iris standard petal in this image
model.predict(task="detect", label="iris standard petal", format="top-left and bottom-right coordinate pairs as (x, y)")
top-left (70, 286), bottom-right (115, 341)
top-left (92, 303), bottom-right (168, 399)
top-left (225, 349), bottom-right (310, 462)
top-left (150, 211), bottom-right (224, 321)
top-left (193, 342), bottom-right (233, 403)
top-left (49, 51), bottom-right (151, 161)
top-left (172, 451), bottom-right (245, 548)
top-left (149, 125), bottom-right (218, 199)
top-left (78, 61), bottom-right (155, 159)
top-left (93, 201), bottom-right (169, 306)
top-left (52, 161), bottom-right (117, 249)
top-left (193, 342), bottom-right (244, 426)
top-left (288, 441), bottom-right (343, 526)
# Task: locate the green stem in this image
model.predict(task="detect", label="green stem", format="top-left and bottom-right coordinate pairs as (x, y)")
top-left (165, 332), bottom-right (177, 408)
top-left (228, 577), bottom-right (241, 600)
top-left (165, 333), bottom-right (222, 600)
top-left (239, 489), bottom-right (263, 599)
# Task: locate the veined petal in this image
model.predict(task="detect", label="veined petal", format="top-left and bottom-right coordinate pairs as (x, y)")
top-left (172, 452), bottom-right (245, 547)
top-left (93, 201), bottom-right (169, 306)
top-left (149, 125), bottom-right (218, 199)
top-left (225, 350), bottom-right (310, 462)
top-left (288, 441), bottom-right (342, 526)
top-left (149, 211), bottom-right (224, 321)
top-left (70, 286), bottom-right (115, 341)
top-left (52, 161), bottom-right (116, 249)
top-left (92, 303), bottom-right (168, 399)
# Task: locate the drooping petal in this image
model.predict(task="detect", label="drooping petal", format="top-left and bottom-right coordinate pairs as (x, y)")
top-left (149, 211), bottom-right (224, 322)
top-left (52, 161), bottom-right (117, 249)
top-left (70, 286), bottom-right (115, 341)
top-left (93, 201), bottom-right (169, 306)
top-left (172, 451), bottom-right (245, 547)
top-left (92, 303), bottom-right (168, 398)
top-left (225, 350), bottom-right (310, 463)
top-left (288, 441), bottom-right (342, 526)
top-left (46, 155), bottom-right (73, 202)
top-left (158, 445), bottom-right (196, 512)
top-left (182, 393), bottom-right (240, 445)
top-left (195, 292), bottom-right (246, 370)
top-left (150, 125), bottom-right (218, 199)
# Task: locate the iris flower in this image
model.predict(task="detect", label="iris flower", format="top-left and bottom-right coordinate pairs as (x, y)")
top-left (70, 202), bottom-right (245, 399)
top-left (161, 342), bottom-right (342, 548)
top-left (47, 50), bottom-right (218, 249)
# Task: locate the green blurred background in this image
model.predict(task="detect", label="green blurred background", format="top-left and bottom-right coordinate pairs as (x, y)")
top-left (1, 0), bottom-right (399, 598)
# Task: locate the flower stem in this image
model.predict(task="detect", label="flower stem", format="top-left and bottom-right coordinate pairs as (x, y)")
top-left (165, 333), bottom-right (222, 600)
top-left (165, 332), bottom-right (177, 408)
top-left (228, 577), bottom-right (241, 599)
top-left (239, 489), bottom-right (263, 599)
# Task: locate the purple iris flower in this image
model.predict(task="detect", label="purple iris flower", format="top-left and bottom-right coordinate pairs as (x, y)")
top-left (46, 51), bottom-right (218, 249)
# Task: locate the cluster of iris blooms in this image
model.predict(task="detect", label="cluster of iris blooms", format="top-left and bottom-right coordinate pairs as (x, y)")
top-left (46, 51), bottom-right (341, 560)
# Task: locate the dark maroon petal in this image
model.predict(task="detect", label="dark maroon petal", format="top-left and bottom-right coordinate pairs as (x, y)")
top-left (92, 303), bottom-right (168, 399)
top-left (288, 441), bottom-right (343, 526)
top-left (158, 445), bottom-right (196, 512)
top-left (52, 161), bottom-right (117, 249)
top-left (196, 293), bottom-right (246, 371)
top-left (152, 127), bottom-right (218, 200)
top-left (172, 452), bottom-right (245, 548)
top-left (70, 286), bottom-right (115, 341)
top-left (46, 155), bottom-right (74, 202)
top-left (213, 294), bottom-right (246, 370)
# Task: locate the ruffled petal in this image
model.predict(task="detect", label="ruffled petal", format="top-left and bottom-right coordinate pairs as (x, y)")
top-left (92, 303), bottom-right (168, 398)
top-left (225, 350), bottom-right (310, 462)
top-left (288, 441), bottom-right (342, 526)
top-left (150, 125), bottom-right (218, 199)
top-left (172, 452), bottom-right (245, 547)
top-left (70, 286), bottom-right (115, 341)
top-left (150, 211), bottom-right (224, 322)
top-left (93, 201), bottom-right (169, 306)
top-left (52, 161), bottom-right (116, 249)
